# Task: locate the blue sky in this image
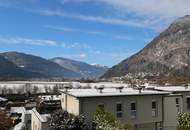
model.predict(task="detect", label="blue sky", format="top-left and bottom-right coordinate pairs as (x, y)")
top-left (0, 0), bottom-right (190, 67)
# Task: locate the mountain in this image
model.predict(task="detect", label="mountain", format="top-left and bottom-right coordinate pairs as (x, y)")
top-left (0, 55), bottom-right (44, 80)
top-left (0, 52), bottom-right (81, 79)
top-left (50, 57), bottom-right (108, 79)
top-left (103, 15), bottom-right (190, 82)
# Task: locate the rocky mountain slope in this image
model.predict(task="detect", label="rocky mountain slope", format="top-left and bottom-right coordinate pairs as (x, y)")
top-left (0, 52), bottom-right (107, 80)
top-left (103, 15), bottom-right (190, 81)
top-left (50, 57), bottom-right (108, 79)
top-left (0, 55), bottom-right (44, 80)
top-left (0, 52), bottom-right (81, 79)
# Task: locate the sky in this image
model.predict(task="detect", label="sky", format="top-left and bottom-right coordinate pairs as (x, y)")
top-left (0, 0), bottom-right (190, 67)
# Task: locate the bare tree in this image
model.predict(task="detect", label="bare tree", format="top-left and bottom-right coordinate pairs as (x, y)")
top-left (32, 86), bottom-right (39, 94)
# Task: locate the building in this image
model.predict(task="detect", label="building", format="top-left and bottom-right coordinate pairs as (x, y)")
top-left (31, 108), bottom-right (50, 130)
top-left (38, 95), bottom-right (61, 113)
top-left (0, 96), bottom-right (8, 107)
top-left (60, 87), bottom-right (172, 130)
top-left (154, 86), bottom-right (190, 113)
top-left (10, 107), bottom-right (32, 130)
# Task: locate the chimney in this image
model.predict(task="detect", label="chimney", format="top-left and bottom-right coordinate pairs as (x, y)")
top-left (184, 84), bottom-right (189, 89)
top-left (97, 86), bottom-right (104, 93)
top-left (138, 87), bottom-right (143, 93)
top-left (64, 83), bottom-right (71, 92)
top-left (116, 86), bottom-right (124, 93)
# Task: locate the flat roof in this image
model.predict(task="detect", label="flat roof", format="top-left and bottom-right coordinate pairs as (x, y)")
top-left (154, 86), bottom-right (190, 92)
top-left (60, 88), bottom-right (170, 98)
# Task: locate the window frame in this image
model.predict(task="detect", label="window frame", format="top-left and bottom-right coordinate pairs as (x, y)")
top-left (152, 100), bottom-right (157, 117)
top-left (116, 102), bottom-right (123, 118)
top-left (130, 101), bottom-right (137, 119)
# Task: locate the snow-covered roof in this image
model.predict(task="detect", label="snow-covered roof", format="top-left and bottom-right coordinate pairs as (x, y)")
top-left (39, 95), bottom-right (61, 101)
top-left (154, 86), bottom-right (190, 92)
top-left (0, 97), bottom-right (8, 102)
top-left (60, 88), bottom-right (170, 98)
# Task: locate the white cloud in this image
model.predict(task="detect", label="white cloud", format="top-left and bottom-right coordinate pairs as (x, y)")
top-left (0, 36), bottom-right (57, 46)
top-left (45, 25), bottom-right (77, 32)
top-left (98, 0), bottom-right (190, 18)
top-left (40, 10), bottom-right (164, 31)
top-left (45, 25), bottom-right (106, 36)
top-left (79, 53), bottom-right (87, 58)
top-left (61, 42), bottom-right (91, 49)
top-left (55, 0), bottom-right (190, 31)
top-left (114, 35), bottom-right (133, 40)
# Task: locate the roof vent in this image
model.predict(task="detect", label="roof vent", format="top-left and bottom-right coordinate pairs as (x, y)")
top-left (96, 86), bottom-right (104, 93)
top-left (184, 84), bottom-right (189, 89)
top-left (64, 83), bottom-right (72, 92)
top-left (138, 87), bottom-right (143, 93)
top-left (116, 86), bottom-right (124, 93)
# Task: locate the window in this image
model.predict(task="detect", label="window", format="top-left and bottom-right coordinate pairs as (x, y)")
top-left (187, 97), bottom-right (190, 109)
top-left (176, 98), bottom-right (180, 113)
top-left (152, 100), bottom-right (157, 117)
top-left (131, 102), bottom-right (136, 119)
top-left (116, 103), bottom-right (122, 118)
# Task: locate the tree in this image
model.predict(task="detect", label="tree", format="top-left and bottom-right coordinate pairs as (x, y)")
top-left (93, 108), bottom-right (132, 130)
top-left (178, 113), bottom-right (190, 130)
top-left (52, 85), bottom-right (59, 94)
top-left (0, 112), bottom-right (13, 130)
top-left (49, 110), bottom-right (89, 130)
top-left (32, 86), bottom-right (39, 94)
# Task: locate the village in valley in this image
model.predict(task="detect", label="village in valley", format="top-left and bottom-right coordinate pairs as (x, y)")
top-left (0, 80), bottom-right (190, 130)
top-left (1, 0), bottom-right (190, 130)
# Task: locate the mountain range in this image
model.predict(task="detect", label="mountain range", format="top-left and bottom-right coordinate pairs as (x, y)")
top-left (0, 52), bottom-right (108, 80)
top-left (103, 15), bottom-right (190, 82)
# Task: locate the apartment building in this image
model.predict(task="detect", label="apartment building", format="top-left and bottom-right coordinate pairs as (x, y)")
top-left (60, 87), bottom-right (172, 130)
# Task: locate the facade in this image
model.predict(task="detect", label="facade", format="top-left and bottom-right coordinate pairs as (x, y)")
top-left (31, 108), bottom-right (50, 130)
top-left (60, 87), bottom-right (171, 130)
top-left (155, 86), bottom-right (190, 113)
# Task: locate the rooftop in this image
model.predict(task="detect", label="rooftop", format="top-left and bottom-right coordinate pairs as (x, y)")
top-left (0, 97), bottom-right (8, 102)
top-left (60, 88), bottom-right (170, 98)
top-left (39, 95), bottom-right (61, 101)
top-left (154, 86), bottom-right (190, 92)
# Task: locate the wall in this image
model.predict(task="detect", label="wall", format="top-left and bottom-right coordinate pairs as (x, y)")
top-left (79, 95), bottom-right (164, 130)
top-left (31, 109), bottom-right (48, 130)
top-left (61, 93), bottom-right (80, 115)
top-left (180, 92), bottom-right (190, 113)
top-left (163, 95), bottom-right (182, 130)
